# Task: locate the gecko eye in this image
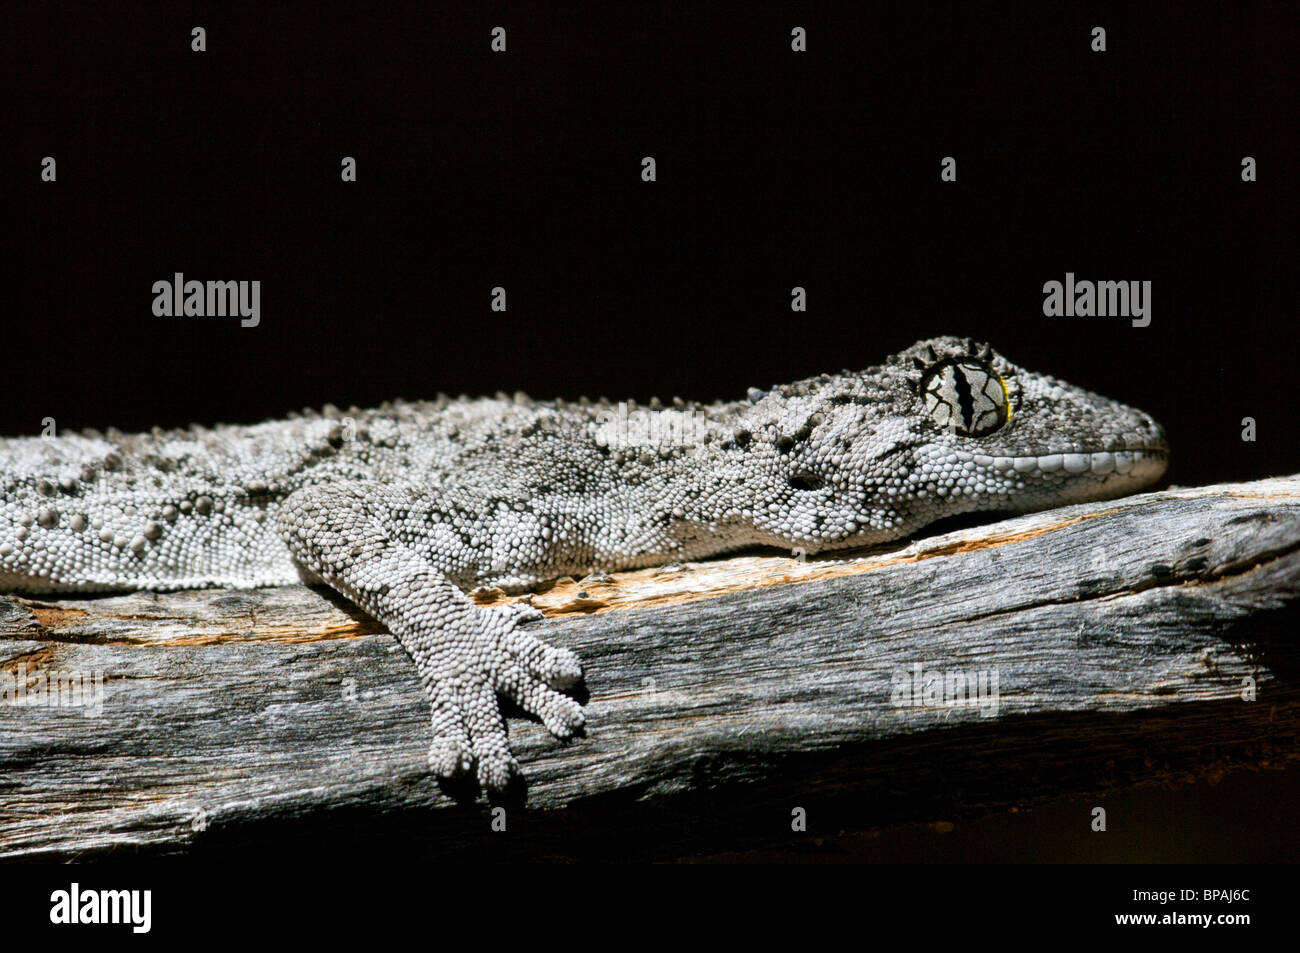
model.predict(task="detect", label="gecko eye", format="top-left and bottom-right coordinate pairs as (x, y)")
top-left (921, 359), bottom-right (1011, 437)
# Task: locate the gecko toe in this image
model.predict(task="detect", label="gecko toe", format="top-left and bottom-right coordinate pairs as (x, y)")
top-left (427, 736), bottom-right (473, 778)
top-left (507, 635), bottom-right (584, 690)
top-left (475, 750), bottom-right (520, 793)
top-left (460, 679), bottom-right (518, 792)
top-left (501, 665), bottom-right (587, 738)
top-left (426, 695), bottom-right (474, 778)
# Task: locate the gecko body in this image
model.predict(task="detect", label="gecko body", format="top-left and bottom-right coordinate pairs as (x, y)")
top-left (0, 337), bottom-right (1168, 790)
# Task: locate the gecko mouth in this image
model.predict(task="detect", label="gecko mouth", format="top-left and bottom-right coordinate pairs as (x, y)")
top-left (991, 446), bottom-right (1168, 477)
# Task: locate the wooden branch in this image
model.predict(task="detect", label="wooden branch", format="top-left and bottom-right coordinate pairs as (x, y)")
top-left (2, 475), bottom-right (1299, 860)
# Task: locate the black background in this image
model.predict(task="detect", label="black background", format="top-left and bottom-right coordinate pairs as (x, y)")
top-left (8, 1), bottom-right (1298, 490)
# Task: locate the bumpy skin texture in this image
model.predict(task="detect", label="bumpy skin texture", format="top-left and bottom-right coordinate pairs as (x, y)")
top-left (0, 337), bottom-right (1168, 791)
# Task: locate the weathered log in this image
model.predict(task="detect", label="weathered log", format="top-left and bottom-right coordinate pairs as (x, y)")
top-left (2, 475), bottom-right (1298, 860)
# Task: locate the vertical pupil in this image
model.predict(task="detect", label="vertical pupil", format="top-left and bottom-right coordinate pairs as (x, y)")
top-left (951, 366), bottom-right (975, 433)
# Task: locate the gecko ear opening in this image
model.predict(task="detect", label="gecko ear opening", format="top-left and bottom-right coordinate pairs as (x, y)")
top-left (787, 473), bottom-right (825, 492)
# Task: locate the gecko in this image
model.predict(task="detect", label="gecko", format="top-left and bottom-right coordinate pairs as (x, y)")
top-left (0, 336), bottom-right (1168, 792)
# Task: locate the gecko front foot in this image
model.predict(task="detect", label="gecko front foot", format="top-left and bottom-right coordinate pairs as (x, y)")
top-left (416, 602), bottom-right (585, 791)
top-left (277, 482), bottom-right (588, 794)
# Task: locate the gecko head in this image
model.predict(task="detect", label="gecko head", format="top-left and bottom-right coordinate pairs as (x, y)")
top-left (728, 336), bottom-right (1168, 553)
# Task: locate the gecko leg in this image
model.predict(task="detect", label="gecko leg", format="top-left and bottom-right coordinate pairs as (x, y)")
top-left (278, 483), bottom-right (584, 792)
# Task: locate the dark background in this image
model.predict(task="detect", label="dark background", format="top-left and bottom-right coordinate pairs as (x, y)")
top-left (8, 1), bottom-right (1298, 488)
